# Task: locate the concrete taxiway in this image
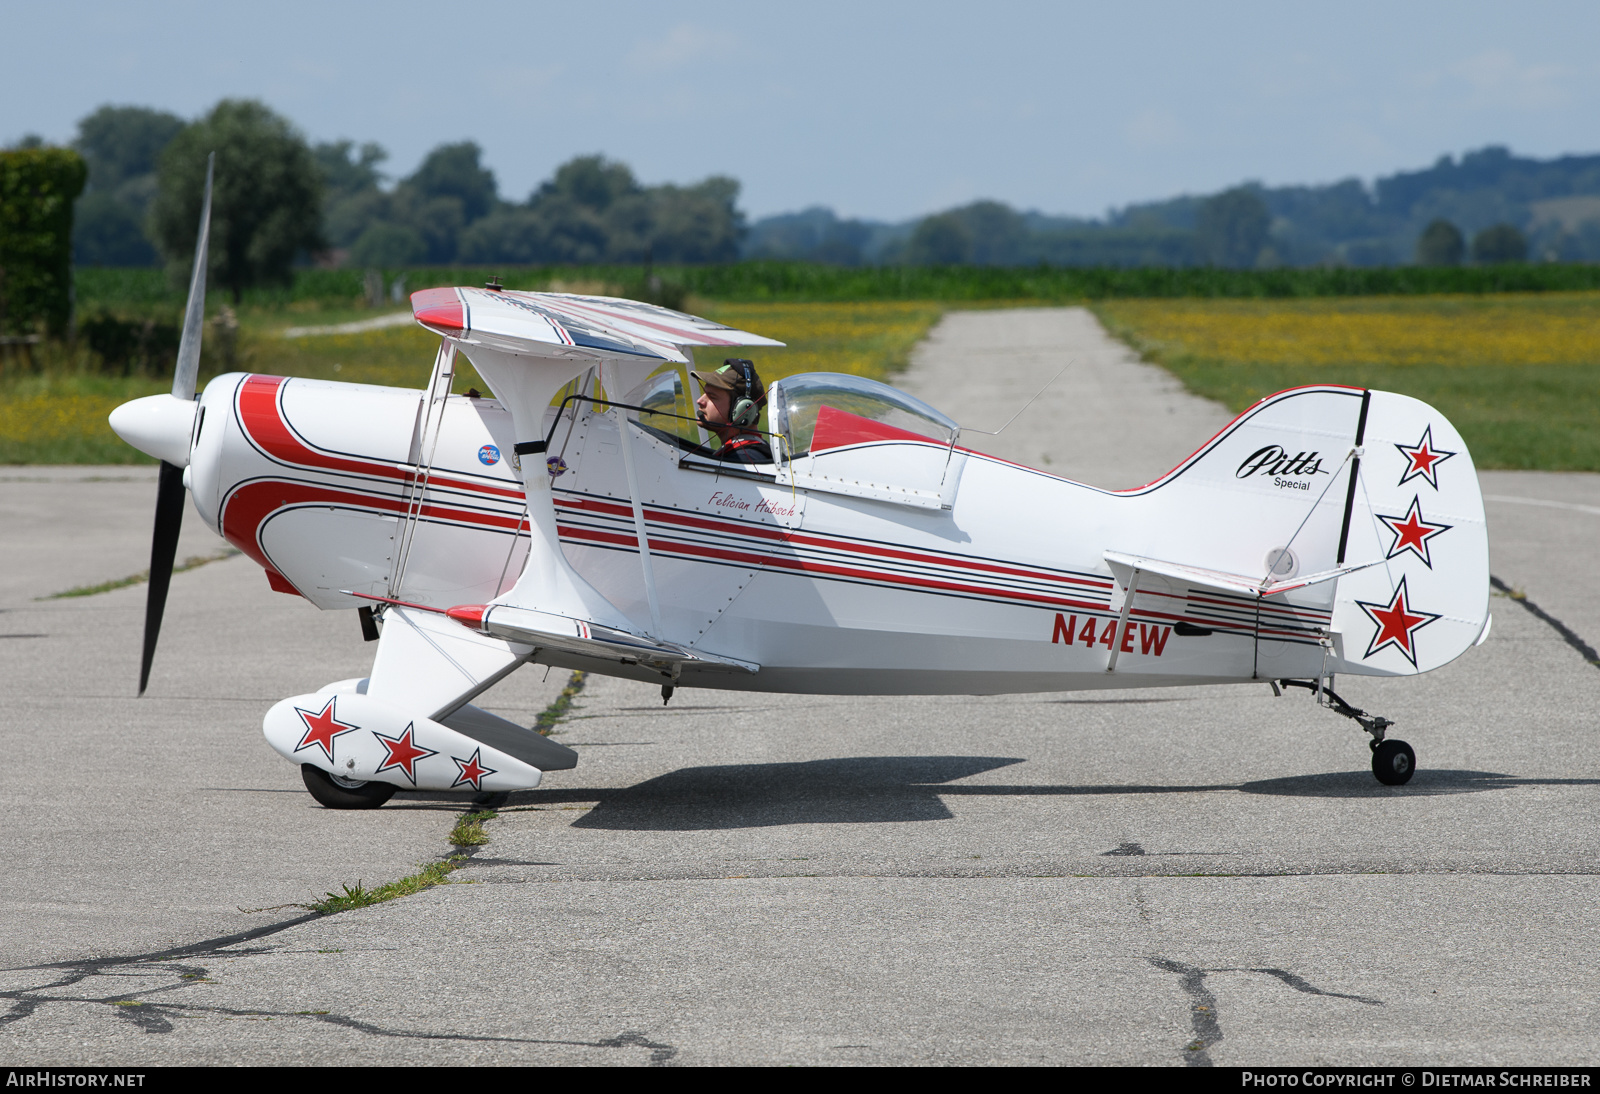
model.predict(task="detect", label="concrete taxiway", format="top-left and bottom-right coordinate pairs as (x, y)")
top-left (1, 308), bottom-right (1596, 1065)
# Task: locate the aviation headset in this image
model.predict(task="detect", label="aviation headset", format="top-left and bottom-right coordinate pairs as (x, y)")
top-left (725, 358), bottom-right (762, 428)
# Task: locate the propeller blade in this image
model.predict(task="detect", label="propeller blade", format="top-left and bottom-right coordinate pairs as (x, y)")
top-left (139, 460), bottom-right (186, 695)
top-left (139, 152), bottom-right (212, 693)
top-left (172, 152), bottom-right (214, 402)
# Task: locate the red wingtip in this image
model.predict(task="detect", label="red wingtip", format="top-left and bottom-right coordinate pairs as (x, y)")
top-left (447, 604), bottom-right (488, 630)
top-left (411, 287), bottom-right (465, 332)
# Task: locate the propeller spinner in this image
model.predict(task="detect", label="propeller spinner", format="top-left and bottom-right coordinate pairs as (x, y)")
top-left (107, 152), bottom-right (213, 694)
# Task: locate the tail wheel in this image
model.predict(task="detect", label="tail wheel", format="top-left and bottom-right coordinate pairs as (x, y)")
top-left (1371, 739), bottom-right (1416, 786)
top-left (301, 764), bottom-right (396, 809)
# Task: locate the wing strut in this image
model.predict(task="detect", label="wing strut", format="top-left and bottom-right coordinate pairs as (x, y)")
top-left (390, 339), bottom-right (456, 597)
top-left (1105, 567), bottom-right (1142, 673)
top-left (615, 408), bottom-right (664, 635)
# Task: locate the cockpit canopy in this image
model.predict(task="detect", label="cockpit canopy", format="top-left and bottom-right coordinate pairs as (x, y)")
top-left (769, 373), bottom-right (958, 459)
top-left (623, 368), bottom-right (960, 463)
top-left (619, 366), bottom-right (967, 511)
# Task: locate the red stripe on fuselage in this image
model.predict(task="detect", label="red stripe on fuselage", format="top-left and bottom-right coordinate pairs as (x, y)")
top-left (553, 494), bottom-right (1113, 593)
top-left (555, 521), bottom-right (1110, 613)
top-left (222, 480), bottom-right (524, 574)
top-left (235, 375), bottom-right (523, 500)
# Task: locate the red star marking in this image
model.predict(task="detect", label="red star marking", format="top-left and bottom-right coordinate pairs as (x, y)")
top-left (1394, 425), bottom-right (1456, 490)
top-left (1356, 577), bottom-right (1442, 668)
top-left (293, 697), bottom-right (359, 763)
top-left (450, 748), bottom-right (497, 791)
top-left (372, 724), bottom-right (439, 785)
top-left (1377, 497), bottom-right (1452, 569)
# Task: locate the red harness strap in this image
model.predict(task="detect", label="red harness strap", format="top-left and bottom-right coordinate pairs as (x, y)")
top-left (720, 433), bottom-right (765, 452)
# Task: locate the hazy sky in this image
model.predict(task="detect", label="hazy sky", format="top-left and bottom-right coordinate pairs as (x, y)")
top-left (5, 1), bottom-right (1598, 220)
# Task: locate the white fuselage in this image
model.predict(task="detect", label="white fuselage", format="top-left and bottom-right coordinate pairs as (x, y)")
top-left (185, 369), bottom-right (1485, 697)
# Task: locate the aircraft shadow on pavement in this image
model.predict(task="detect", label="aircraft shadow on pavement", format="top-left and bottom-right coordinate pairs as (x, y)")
top-left (513, 759), bottom-right (1599, 829)
top-left (553, 755), bottom-right (1026, 830)
top-left (1235, 769), bottom-right (1600, 798)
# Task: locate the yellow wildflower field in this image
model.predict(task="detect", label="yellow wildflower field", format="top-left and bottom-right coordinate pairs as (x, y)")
top-left (0, 300), bottom-right (943, 464)
top-left (1093, 293), bottom-right (1600, 471)
top-left (0, 380), bottom-right (160, 465)
top-left (696, 301), bottom-right (944, 383)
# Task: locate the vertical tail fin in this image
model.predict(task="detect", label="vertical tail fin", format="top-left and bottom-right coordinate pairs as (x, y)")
top-left (1330, 390), bottom-right (1488, 677)
top-left (1119, 385), bottom-right (1488, 679)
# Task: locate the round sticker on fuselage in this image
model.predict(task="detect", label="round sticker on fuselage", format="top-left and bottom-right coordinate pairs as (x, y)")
top-left (478, 444), bottom-right (501, 466)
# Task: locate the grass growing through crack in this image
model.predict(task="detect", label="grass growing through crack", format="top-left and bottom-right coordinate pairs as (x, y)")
top-left (39, 548), bottom-right (240, 599)
top-left (449, 810), bottom-right (495, 847)
top-left (308, 857), bottom-right (467, 914)
top-left (308, 807), bottom-right (504, 912)
top-left (535, 670), bottom-right (587, 734)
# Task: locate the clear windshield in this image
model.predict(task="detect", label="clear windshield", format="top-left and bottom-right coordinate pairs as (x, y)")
top-left (624, 364), bottom-right (704, 448)
top-left (770, 373), bottom-right (958, 459)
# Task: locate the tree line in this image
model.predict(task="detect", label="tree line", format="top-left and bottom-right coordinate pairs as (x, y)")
top-left (747, 187), bottom-right (1545, 269)
top-left (52, 100), bottom-right (743, 299)
top-left (747, 145), bottom-right (1600, 268)
top-left (22, 99), bottom-right (1600, 289)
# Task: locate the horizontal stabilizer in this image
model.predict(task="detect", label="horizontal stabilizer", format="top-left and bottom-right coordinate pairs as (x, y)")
top-left (439, 703), bottom-right (578, 771)
top-left (1105, 550), bottom-right (1382, 599)
top-left (452, 603), bottom-right (758, 674)
top-left (366, 606), bottom-right (528, 721)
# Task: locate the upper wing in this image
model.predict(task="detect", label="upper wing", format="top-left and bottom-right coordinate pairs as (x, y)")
top-left (412, 287), bottom-right (784, 363)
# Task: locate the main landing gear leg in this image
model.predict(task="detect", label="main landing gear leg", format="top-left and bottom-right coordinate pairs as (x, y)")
top-left (1274, 679), bottom-right (1415, 786)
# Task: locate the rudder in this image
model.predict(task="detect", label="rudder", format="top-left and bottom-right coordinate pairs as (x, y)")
top-left (1330, 390), bottom-right (1489, 677)
top-left (1116, 385), bottom-right (1488, 681)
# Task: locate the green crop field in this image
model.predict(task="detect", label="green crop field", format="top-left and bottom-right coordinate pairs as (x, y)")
top-left (72, 260), bottom-right (1600, 315)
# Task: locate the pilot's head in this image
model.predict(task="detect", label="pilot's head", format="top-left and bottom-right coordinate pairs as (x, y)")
top-left (692, 359), bottom-right (765, 435)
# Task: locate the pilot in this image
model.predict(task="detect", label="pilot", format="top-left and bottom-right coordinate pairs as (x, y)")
top-left (691, 358), bottom-right (772, 464)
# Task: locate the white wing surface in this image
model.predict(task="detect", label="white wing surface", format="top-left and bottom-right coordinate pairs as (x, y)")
top-left (413, 287), bottom-right (784, 363)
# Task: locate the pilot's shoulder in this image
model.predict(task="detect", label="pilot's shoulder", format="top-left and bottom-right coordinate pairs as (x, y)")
top-left (716, 436), bottom-right (773, 464)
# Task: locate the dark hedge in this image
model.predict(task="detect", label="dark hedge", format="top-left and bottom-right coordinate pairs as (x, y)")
top-left (1, 148), bottom-right (88, 335)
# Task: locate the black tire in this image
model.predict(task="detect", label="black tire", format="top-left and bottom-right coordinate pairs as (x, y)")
top-left (1371, 739), bottom-right (1416, 786)
top-left (301, 764), bottom-right (396, 809)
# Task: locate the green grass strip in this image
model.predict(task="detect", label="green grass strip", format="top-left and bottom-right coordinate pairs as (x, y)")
top-left (308, 857), bottom-right (466, 915)
top-left (38, 549), bottom-right (241, 600)
top-left (309, 810), bottom-right (502, 914)
top-left (449, 809), bottom-right (496, 847)
top-left (535, 670), bottom-right (587, 734)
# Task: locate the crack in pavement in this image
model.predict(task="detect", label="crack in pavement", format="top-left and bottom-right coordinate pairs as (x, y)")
top-left (1491, 574), bottom-right (1600, 669)
top-left (2, 954), bottom-right (676, 1062)
top-left (1, 907), bottom-right (678, 1063)
top-left (1151, 958), bottom-right (1223, 1066)
top-left (1247, 968), bottom-right (1382, 1006)
top-left (1150, 958), bottom-right (1383, 1067)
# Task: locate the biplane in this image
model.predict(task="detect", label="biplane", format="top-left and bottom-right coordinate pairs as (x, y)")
top-left (109, 168), bottom-right (1488, 806)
